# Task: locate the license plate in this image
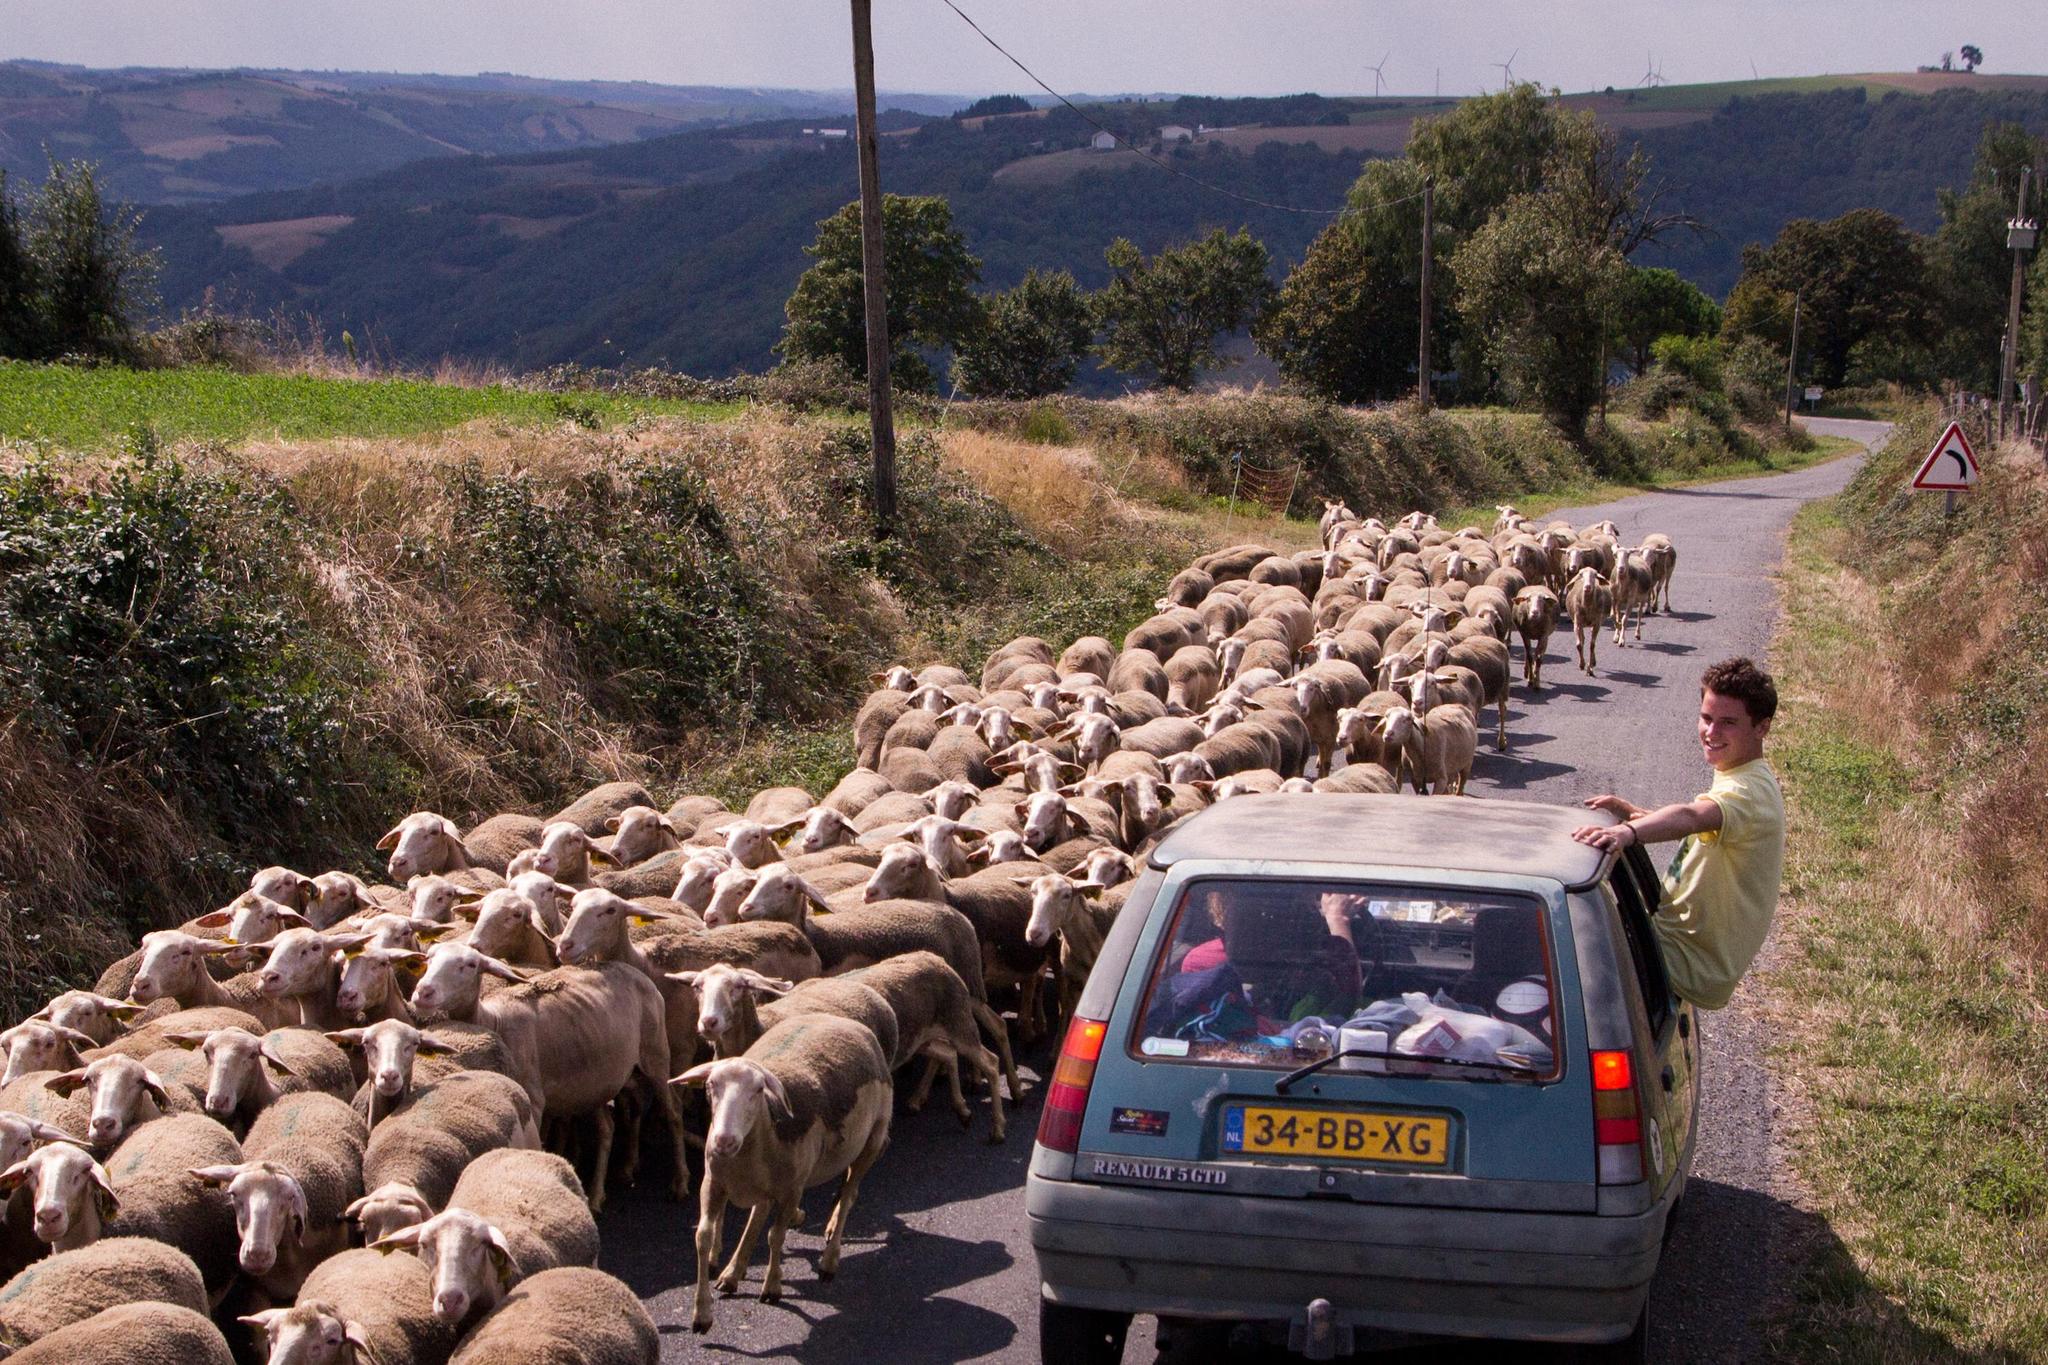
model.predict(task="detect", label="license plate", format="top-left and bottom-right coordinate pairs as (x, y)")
top-left (1221, 1104), bottom-right (1451, 1166)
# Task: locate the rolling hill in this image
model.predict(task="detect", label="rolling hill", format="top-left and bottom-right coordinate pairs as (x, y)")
top-left (0, 60), bottom-right (967, 203)
top-left (126, 75), bottom-right (2048, 379)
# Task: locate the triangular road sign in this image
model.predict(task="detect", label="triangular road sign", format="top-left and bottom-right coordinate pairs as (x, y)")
top-left (1911, 422), bottom-right (1980, 491)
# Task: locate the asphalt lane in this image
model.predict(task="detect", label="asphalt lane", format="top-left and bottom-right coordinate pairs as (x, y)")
top-left (601, 422), bottom-right (1888, 1363)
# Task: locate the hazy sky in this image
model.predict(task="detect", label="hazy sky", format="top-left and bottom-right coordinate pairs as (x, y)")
top-left (6, 1), bottom-right (2043, 98)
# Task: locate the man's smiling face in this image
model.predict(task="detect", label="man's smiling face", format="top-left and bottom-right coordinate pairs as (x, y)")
top-left (1699, 688), bottom-right (1768, 771)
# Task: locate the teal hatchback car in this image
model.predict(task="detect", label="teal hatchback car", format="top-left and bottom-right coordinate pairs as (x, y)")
top-left (1026, 794), bottom-right (1697, 1362)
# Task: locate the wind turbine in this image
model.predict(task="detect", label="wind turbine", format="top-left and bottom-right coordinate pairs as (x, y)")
top-left (1638, 52), bottom-right (1667, 88)
top-left (1493, 48), bottom-right (1520, 89)
top-left (1366, 51), bottom-right (1391, 98)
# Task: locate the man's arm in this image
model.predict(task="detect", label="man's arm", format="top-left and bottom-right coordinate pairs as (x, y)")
top-left (1571, 797), bottom-right (1722, 853)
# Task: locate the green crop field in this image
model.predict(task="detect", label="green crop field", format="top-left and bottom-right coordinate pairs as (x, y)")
top-left (0, 362), bottom-right (747, 451)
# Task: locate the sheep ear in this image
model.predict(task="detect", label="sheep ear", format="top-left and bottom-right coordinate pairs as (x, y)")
top-left (0, 1163), bottom-right (28, 1192)
top-left (1079, 883), bottom-right (1106, 900)
top-left (259, 1040), bottom-right (295, 1075)
top-left (800, 880), bottom-right (835, 917)
top-left (485, 1222), bottom-right (518, 1292)
top-left (191, 911), bottom-right (234, 928)
top-left (760, 1071), bottom-right (795, 1119)
top-left (325, 1029), bottom-right (367, 1050)
top-left (1010, 875), bottom-right (1038, 886)
top-left (604, 816), bottom-right (623, 833)
top-left (88, 1164), bottom-right (118, 1221)
top-left (240, 1309), bottom-right (289, 1332)
top-left (154, 1029), bottom-right (205, 1052)
top-left (102, 1002), bottom-right (145, 1024)
top-left (370, 1225), bottom-right (422, 1251)
top-left (274, 910), bottom-right (314, 930)
top-left (411, 922), bottom-right (457, 944)
top-left (1059, 763), bottom-right (1086, 779)
top-left (1191, 780), bottom-right (1215, 794)
top-left (43, 1070), bottom-right (86, 1097)
top-left (139, 1069), bottom-right (170, 1106)
top-left (479, 956), bottom-right (530, 984)
top-left (744, 972), bottom-right (796, 997)
top-left (587, 846), bottom-right (617, 868)
top-left (670, 1063), bottom-right (717, 1089)
top-left (665, 970), bottom-right (702, 988)
top-left (376, 827), bottom-right (403, 851)
top-left (416, 1037), bottom-right (458, 1056)
top-left (190, 1163), bottom-right (242, 1188)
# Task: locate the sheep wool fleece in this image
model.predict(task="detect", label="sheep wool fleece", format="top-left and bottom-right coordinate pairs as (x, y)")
top-left (1652, 758), bottom-right (1785, 1011)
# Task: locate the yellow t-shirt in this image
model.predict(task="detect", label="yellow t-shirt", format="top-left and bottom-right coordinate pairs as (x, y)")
top-left (1651, 758), bottom-right (1785, 1010)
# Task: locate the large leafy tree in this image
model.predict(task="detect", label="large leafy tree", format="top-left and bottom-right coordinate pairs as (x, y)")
top-left (1725, 209), bottom-right (1932, 387)
top-left (1926, 123), bottom-right (2045, 388)
top-left (1454, 183), bottom-right (1628, 437)
top-left (951, 269), bottom-right (1093, 399)
top-left (1254, 214), bottom-right (1419, 402)
top-left (1611, 267), bottom-right (1721, 375)
top-left (779, 193), bottom-right (982, 391)
top-left (1091, 228), bottom-right (1272, 390)
top-left (1260, 86), bottom-right (1693, 404)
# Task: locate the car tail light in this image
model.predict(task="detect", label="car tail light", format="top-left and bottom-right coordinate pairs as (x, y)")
top-left (1591, 1049), bottom-right (1645, 1184)
top-left (1037, 1015), bottom-right (1108, 1154)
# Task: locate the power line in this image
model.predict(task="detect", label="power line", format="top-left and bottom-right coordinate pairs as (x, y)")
top-left (935, 0), bottom-right (1429, 220)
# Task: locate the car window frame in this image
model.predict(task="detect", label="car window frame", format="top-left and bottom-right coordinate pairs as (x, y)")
top-left (1607, 849), bottom-right (1674, 1041)
top-left (1122, 874), bottom-right (1564, 1080)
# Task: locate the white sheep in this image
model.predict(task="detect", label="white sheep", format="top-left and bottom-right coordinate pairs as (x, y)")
top-left (674, 1014), bottom-right (893, 1332)
top-left (372, 1148), bottom-right (597, 1327)
top-left (0, 1236), bottom-right (208, 1352)
top-left (189, 1091), bottom-right (365, 1300)
top-left (241, 1246), bottom-right (457, 1365)
top-left (446, 1266), bottom-right (658, 1365)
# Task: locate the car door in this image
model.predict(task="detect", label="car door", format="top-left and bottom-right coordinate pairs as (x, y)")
top-left (1607, 847), bottom-right (1695, 1194)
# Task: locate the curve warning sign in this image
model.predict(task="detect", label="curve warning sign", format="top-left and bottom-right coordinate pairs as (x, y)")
top-left (1910, 422), bottom-right (1980, 492)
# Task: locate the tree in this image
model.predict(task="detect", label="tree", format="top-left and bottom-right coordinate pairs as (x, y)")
top-left (21, 158), bottom-right (157, 360)
top-left (1611, 267), bottom-right (1721, 375)
top-left (0, 170), bottom-right (41, 359)
top-left (1254, 215), bottom-right (1418, 402)
top-left (1960, 45), bottom-right (1983, 72)
top-left (1927, 123), bottom-right (2045, 387)
top-left (1723, 210), bottom-right (1931, 387)
top-left (1453, 169), bottom-right (1629, 437)
top-left (955, 95), bottom-right (1032, 119)
top-left (1091, 229), bottom-right (1272, 390)
top-left (951, 269), bottom-right (1093, 399)
top-left (779, 194), bottom-right (982, 391)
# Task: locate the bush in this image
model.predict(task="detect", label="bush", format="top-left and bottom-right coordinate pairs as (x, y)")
top-left (1651, 334), bottom-right (1723, 390)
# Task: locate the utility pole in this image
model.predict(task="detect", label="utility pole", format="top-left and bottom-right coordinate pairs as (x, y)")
top-left (1783, 289), bottom-right (1802, 431)
top-left (1417, 177), bottom-right (1434, 411)
top-left (850, 0), bottom-right (897, 539)
top-left (1997, 166), bottom-right (2035, 442)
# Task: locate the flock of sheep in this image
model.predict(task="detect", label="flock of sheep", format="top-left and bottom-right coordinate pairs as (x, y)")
top-left (0, 499), bottom-right (1677, 1363)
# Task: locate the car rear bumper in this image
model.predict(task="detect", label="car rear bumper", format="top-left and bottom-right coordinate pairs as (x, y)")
top-left (1027, 1173), bottom-right (1667, 1344)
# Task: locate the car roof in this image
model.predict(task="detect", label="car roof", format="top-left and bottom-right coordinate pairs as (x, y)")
top-left (1148, 793), bottom-right (1613, 888)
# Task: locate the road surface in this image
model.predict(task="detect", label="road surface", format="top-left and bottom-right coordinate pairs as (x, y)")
top-left (602, 420), bottom-right (1888, 1362)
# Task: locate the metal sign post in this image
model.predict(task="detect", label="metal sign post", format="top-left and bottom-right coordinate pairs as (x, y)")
top-left (1909, 421), bottom-right (1981, 516)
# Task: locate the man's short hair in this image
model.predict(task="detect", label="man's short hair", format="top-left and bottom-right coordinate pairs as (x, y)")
top-left (1700, 657), bottom-right (1777, 723)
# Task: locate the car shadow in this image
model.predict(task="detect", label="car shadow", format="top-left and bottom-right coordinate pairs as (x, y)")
top-left (1472, 751), bottom-right (1575, 790)
top-left (1591, 668), bottom-right (1661, 687)
top-left (1517, 679), bottom-right (1610, 705)
top-left (1140, 1182), bottom-right (1965, 1364)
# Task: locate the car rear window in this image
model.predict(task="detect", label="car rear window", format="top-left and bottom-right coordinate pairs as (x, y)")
top-left (1129, 878), bottom-right (1559, 1079)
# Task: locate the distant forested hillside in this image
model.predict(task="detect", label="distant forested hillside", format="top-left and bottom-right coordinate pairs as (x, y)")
top-left (0, 60), bottom-right (964, 204)
top-left (1635, 84), bottom-right (2048, 295)
top-left (133, 81), bottom-right (2048, 377)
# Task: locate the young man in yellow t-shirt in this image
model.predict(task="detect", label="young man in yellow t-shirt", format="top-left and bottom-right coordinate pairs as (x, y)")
top-left (1570, 657), bottom-right (1786, 1010)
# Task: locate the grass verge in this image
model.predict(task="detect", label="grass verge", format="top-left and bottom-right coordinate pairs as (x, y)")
top-left (1760, 496), bottom-right (2048, 1362)
top-left (0, 361), bottom-right (744, 449)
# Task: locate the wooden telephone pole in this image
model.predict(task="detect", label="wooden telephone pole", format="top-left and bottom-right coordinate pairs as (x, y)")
top-left (1782, 289), bottom-right (1802, 431)
top-left (1997, 166), bottom-right (2034, 442)
top-left (1417, 178), bottom-right (1434, 411)
top-left (850, 0), bottom-right (897, 538)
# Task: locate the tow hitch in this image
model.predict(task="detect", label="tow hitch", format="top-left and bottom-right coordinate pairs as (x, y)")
top-left (1289, 1298), bottom-right (1352, 1360)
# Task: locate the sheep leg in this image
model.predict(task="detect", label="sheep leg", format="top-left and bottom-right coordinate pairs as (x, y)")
top-left (972, 1044), bottom-right (1008, 1143)
top-left (616, 1087), bottom-right (643, 1187)
top-left (761, 1200), bottom-right (799, 1301)
top-left (906, 1054), bottom-right (943, 1112)
top-left (718, 1203), bottom-right (772, 1292)
top-left (658, 1077), bottom-right (694, 1201)
top-left (585, 1102), bottom-right (615, 1215)
top-left (1495, 693), bottom-right (1508, 752)
top-left (972, 1001), bottom-right (1020, 1100)
top-left (692, 1182), bottom-right (729, 1333)
top-left (818, 1128), bottom-right (889, 1280)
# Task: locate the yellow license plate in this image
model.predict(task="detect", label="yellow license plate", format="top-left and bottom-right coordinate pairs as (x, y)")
top-left (1222, 1105), bottom-right (1451, 1166)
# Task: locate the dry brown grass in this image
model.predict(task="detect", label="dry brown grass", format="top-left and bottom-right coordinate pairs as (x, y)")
top-left (934, 429), bottom-right (1131, 553)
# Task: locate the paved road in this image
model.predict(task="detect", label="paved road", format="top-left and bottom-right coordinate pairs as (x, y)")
top-left (601, 421), bottom-right (1888, 1363)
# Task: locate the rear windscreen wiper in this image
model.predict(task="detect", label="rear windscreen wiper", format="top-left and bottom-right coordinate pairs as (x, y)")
top-left (1275, 1049), bottom-right (1380, 1094)
top-left (1275, 1048), bottom-right (1543, 1094)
